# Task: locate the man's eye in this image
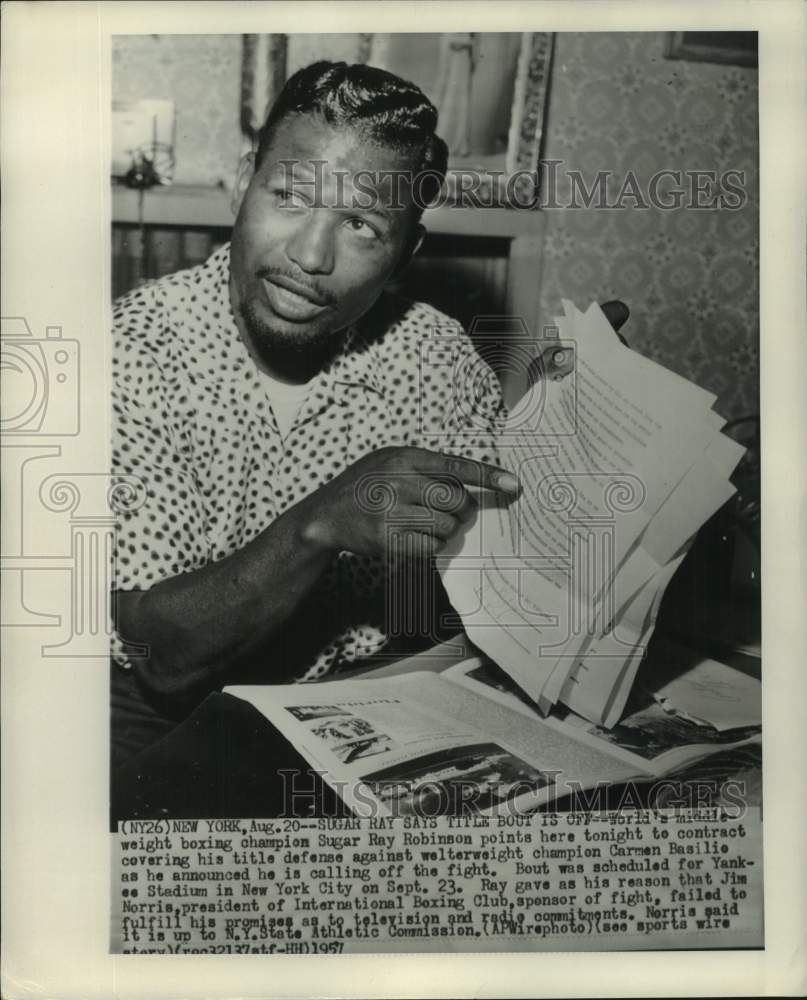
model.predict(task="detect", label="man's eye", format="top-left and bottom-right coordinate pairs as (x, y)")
top-left (274, 189), bottom-right (307, 210)
top-left (345, 217), bottom-right (378, 239)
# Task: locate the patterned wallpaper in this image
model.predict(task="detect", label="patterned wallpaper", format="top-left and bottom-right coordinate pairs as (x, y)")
top-left (539, 32), bottom-right (759, 418)
top-left (113, 34), bottom-right (245, 188)
top-left (112, 33), bottom-right (372, 189)
top-left (112, 32), bottom-right (759, 418)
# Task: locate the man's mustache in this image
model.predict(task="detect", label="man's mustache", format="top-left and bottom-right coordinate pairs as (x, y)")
top-left (255, 267), bottom-right (336, 307)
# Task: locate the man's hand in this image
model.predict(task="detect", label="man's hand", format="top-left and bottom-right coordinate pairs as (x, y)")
top-left (527, 300), bottom-right (630, 387)
top-left (302, 446), bottom-right (520, 560)
top-left (600, 300), bottom-right (630, 344)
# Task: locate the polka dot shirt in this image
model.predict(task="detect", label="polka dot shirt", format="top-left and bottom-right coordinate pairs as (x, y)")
top-left (112, 243), bottom-right (506, 681)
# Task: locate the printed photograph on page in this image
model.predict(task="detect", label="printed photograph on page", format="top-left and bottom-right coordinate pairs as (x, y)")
top-left (99, 29), bottom-right (762, 954)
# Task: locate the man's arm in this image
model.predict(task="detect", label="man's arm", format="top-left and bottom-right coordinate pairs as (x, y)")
top-left (116, 446), bottom-right (518, 700)
top-left (115, 487), bottom-right (335, 698)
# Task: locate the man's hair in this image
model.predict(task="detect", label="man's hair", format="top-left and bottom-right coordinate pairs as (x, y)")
top-left (255, 60), bottom-right (449, 209)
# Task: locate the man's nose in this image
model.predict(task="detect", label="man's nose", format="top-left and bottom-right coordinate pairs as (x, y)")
top-left (285, 212), bottom-right (335, 275)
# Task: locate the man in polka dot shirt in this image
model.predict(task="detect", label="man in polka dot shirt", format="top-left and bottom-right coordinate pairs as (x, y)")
top-left (111, 61), bottom-right (522, 764)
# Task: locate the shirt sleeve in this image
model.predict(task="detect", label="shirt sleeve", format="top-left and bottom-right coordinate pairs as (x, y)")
top-left (111, 303), bottom-right (212, 595)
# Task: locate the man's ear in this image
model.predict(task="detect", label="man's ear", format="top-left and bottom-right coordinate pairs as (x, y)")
top-left (231, 152), bottom-right (256, 216)
top-left (391, 222), bottom-right (425, 279)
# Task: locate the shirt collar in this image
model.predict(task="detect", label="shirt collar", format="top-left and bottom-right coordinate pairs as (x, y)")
top-left (219, 242), bottom-right (247, 347)
top-left (325, 323), bottom-right (387, 401)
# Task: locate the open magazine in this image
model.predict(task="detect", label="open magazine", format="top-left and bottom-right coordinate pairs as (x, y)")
top-left (224, 641), bottom-right (761, 817)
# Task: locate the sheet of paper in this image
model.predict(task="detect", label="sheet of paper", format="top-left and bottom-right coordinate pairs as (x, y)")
top-left (549, 553), bottom-right (686, 726)
top-left (541, 428), bottom-right (741, 718)
top-left (590, 437), bottom-right (741, 624)
top-left (440, 301), bottom-right (744, 727)
top-left (572, 301), bottom-right (719, 418)
top-left (442, 363), bottom-right (639, 704)
top-left (642, 640), bottom-right (762, 731)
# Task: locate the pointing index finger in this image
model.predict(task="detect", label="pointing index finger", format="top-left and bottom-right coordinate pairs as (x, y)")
top-left (413, 450), bottom-right (521, 495)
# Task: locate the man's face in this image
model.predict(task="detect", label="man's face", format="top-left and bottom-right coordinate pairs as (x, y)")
top-left (230, 114), bottom-right (423, 376)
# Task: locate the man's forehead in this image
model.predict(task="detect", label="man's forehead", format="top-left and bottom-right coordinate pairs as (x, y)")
top-left (259, 114), bottom-right (421, 178)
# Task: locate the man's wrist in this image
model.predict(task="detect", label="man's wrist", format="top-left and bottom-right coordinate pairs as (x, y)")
top-left (295, 497), bottom-right (340, 556)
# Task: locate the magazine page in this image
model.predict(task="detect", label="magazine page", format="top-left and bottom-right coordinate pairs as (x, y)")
top-left (383, 670), bottom-right (648, 796)
top-left (224, 674), bottom-right (556, 816)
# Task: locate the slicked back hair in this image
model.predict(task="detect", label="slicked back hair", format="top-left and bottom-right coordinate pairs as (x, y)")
top-left (255, 60), bottom-right (449, 211)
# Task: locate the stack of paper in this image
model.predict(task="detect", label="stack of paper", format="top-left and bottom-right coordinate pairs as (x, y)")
top-left (441, 301), bottom-right (746, 728)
